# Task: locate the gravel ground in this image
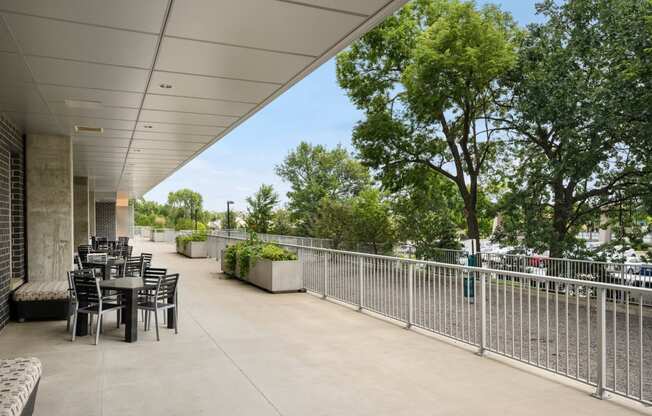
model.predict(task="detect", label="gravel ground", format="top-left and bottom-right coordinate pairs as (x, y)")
top-left (302, 256), bottom-right (652, 403)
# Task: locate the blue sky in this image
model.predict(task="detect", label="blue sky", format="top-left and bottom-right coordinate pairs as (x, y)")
top-left (145, 1), bottom-right (544, 212)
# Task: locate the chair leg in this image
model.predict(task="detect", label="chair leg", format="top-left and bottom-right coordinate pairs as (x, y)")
top-left (66, 301), bottom-right (71, 332)
top-left (89, 315), bottom-right (93, 335)
top-left (154, 308), bottom-right (160, 341)
top-left (116, 309), bottom-right (120, 328)
top-left (71, 310), bottom-right (78, 342)
top-left (174, 306), bottom-right (178, 335)
top-left (95, 314), bottom-right (101, 345)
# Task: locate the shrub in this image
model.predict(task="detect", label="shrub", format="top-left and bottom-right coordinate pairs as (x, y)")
top-left (223, 240), bottom-right (297, 276)
top-left (176, 231), bottom-right (207, 250)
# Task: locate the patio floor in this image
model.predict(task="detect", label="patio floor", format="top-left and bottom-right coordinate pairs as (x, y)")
top-left (0, 241), bottom-right (649, 416)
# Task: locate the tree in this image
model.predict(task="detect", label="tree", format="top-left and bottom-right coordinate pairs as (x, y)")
top-left (167, 189), bottom-right (203, 230)
top-left (349, 188), bottom-right (397, 254)
top-left (275, 142), bottom-right (370, 235)
top-left (245, 184), bottom-right (279, 233)
top-left (392, 171), bottom-right (464, 259)
top-left (312, 198), bottom-right (354, 249)
top-left (337, 0), bottom-right (518, 253)
top-left (270, 208), bottom-right (296, 235)
top-left (494, 0), bottom-right (652, 257)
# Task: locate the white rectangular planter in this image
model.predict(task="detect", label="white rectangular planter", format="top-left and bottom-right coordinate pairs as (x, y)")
top-left (220, 250), bottom-right (301, 293)
top-left (177, 241), bottom-right (208, 258)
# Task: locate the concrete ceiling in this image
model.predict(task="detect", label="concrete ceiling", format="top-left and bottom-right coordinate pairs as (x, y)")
top-left (0, 0), bottom-right (407, 197)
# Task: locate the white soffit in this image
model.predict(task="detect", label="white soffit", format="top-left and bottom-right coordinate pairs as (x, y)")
top-left (0, 0), bottom-right (408, 196)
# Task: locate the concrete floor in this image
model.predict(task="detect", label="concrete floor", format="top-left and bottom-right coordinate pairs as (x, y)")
top-left (0, 241), bottom-right (649, 416)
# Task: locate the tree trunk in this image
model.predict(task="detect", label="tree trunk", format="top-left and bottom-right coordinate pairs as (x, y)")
top-left (550, 184), bottom-right (572, 258)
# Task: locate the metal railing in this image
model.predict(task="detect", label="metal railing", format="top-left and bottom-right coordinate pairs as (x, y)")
top-left (209, 234), bottom-right (652, 405)
top-left (475, 252), bottom-right (652, 289)
top-left (212, 229), bottom-right (332, 248)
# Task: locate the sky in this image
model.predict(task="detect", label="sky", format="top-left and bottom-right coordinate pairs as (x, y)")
top-left (144, 1), bottom-right (545, 212)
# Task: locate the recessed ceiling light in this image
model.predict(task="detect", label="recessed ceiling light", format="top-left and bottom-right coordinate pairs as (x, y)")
top-left (65, 99), bottom-right (103, 109)
top-left (74, 126), bottom-right (103, 135)
top-left (159, 83), bottom-right (172, 89)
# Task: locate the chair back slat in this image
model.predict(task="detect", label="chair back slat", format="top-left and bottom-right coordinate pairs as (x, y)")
top-left (154, 274), bottom-right (179, 302)
top-left (71, 269), bottom-right (101, 304)
top-left (78, 245), bottom-right (93, 262)
top-left (124, 256), bottom-right (144, 277)
top-left (143, 267), bottom-right (167, 288)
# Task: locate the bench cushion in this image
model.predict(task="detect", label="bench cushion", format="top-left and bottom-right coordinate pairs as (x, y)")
top-left (0, 358), bottom-right (41, 416)
top-left (12, 282), bottom-right (68, 302)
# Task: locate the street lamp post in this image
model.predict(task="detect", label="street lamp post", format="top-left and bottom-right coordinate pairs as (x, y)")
top-left (226, 200), bottom-right (234, 237)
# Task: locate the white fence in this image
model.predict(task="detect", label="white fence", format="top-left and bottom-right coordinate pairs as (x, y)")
top-left (209, 234), bottom-right (652, 405)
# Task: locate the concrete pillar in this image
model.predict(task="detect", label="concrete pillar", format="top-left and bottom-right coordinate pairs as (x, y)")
top-left (73, 176), bottom-right (89, 248)
top-left (26, 134), bottom-right (73, 282)
top-left (116, 192), bottom-right (130, 238)
top-left (88, 190), bottom-right (96, 236)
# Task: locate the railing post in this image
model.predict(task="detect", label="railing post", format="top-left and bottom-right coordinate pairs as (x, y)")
top-left (407, 263), bottom-right (414, 329)
top-left (358, 257), bottom-right (364, 311)
top-left (594, 287), bottom-right (607, 399)
top-left (323, 252), bottom-right (329, 299)
top-left (479, 272), bottom-right (487, 355)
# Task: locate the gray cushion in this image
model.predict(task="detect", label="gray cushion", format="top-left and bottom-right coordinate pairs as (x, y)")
top-left (13, 281), bottom-right (69, 302)
top-left (0, 358), bottom-right (41, 416)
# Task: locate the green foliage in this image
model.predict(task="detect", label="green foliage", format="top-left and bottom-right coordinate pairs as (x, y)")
top-left (176, 231), bottom-right (207, 250)
top-left (167, 188), bottom-right (205, 230)
top-left (270, 208), bottom-right (296, 235)
top-left (259, 244), bottom-right (298, 261)
top-left (336, 0), bottom-right (518, 252)
top-left (392, 171), bottom-right (464, 259)
top-left (245, 184), bottom-right (279, 233)
top-left (275, 142), bottom-right (370, 235)
top-left (312, 198), bottom-right (353, 249)
top-left (349, 188), bottom-right (397, 254)
top-left (493, 0), bottom-right (652, 256)
top-left (223, 240), bottom-right (297, 277)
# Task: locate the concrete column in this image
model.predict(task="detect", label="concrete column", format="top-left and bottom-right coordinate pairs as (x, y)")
top-left (73, 176), bottom-right (89, 248)
top-left (26, 134), bottom-right (73, 282)
top-left (88, 190), bottom-right (96, 236)
top-left (116, 192), bottom-right (130, 238)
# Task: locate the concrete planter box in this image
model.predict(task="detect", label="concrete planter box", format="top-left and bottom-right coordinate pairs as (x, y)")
top-left (220, 250), bottom-right (301, 293)
top-left (152, 229), bottom-right (174, 242)
top-left (177, 241), bottom-right (208, 258)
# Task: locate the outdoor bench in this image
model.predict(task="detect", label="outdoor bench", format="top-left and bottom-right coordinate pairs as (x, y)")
top-left (11, 281), bottom-right (69, 322)
top-left (0, 358), bottom-right (41, 416)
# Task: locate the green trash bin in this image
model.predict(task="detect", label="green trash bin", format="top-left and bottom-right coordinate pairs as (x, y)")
top-left (464, 254), bottom-right (475, 300)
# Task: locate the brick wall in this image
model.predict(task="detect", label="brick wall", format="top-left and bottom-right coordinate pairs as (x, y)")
top-left (0, 115), bottom-right (25, 330)
top-left (95, 201), bottom-right (116, 241)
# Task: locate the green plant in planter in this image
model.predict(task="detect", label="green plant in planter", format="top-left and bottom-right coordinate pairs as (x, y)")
top-left (176, 231), bottom-right (207, 251)
top-left (224, 240), bottom-right (297, 277)
top-left (224, 244), bottom-right (238, 273)
top-left (260, 244), bottom-right (297, 261)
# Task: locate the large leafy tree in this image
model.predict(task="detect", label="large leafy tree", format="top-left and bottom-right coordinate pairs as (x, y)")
top-left (349, 188), bottom-right (397, 254)
top-left (494, 0), bottom-right (652, 257)
top-left (276, 142), bottom-right (370, 235)
top-left (337, 0), bottom-right (518, 253)
top-left (392, 171), bottom-right (464, 259)
top-left (167, 189), bottom-right (204, 230)
top-left (245, 184), bottom-right (279, 233)
top-left (313, 198), bottom-right (353, 249)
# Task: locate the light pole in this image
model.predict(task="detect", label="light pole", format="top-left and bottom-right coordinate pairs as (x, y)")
top-left (226, 200), bottom-right (234, 237)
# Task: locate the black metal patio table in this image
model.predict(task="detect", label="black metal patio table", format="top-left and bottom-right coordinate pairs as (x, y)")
top-left (74, 277), bottom-right (176, 343)
top-left (98, 278), bottom-right (146, 342)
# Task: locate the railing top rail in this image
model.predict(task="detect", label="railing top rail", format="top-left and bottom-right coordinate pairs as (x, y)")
top-left (476, 250), bottom-right (652, 268)
top-left (209, 234), bottom-right (652, 295)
